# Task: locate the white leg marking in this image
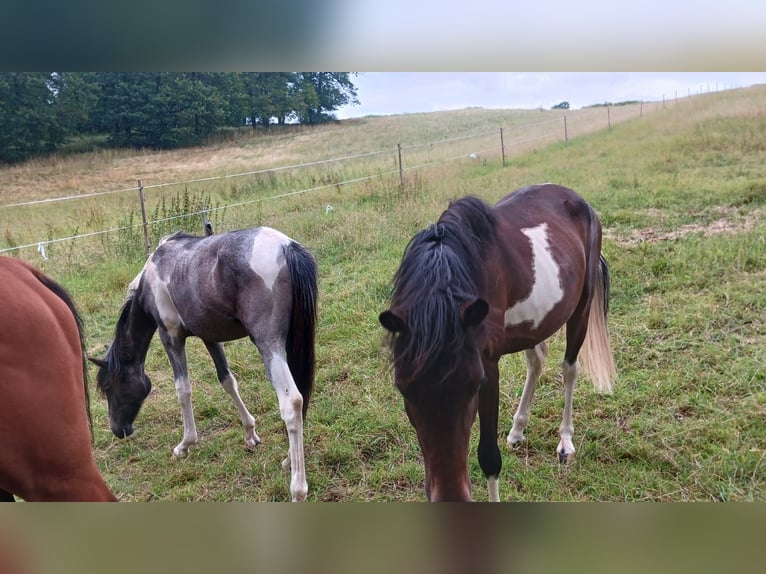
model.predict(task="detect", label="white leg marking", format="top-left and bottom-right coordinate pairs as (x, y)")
top-left (267, 353), bottom-right (307, 502)
top-left (557, 359), bottom-right (579, 463)
top-left (504, 223), bottom-right (564, 329)
top-left (221, 372), bottom-right (260, 449)
top-left (249, 228), bottom-right (291, 291)
top-left (173, 375), bottom-right (198, 457)
top-left (487, 476), bottom-right (500, 502)
top-left (507, 344), bottom-right (547, 448)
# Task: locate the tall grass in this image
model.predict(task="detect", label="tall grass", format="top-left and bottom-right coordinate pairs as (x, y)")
top-left (2, 86), bottom-right (764, 501)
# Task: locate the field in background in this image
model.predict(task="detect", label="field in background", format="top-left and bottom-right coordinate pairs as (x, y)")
top-left (1, 86), bottom-right (764, 501)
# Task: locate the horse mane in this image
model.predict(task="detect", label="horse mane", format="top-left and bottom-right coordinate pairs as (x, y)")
top-left (99, 283), bottom-right (157, 395)
top-left (387, 196), bottom-right (498, 384)
top-left (97, 296), bottom-right (134, 394)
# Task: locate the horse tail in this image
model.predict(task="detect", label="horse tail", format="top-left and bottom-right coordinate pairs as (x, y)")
top-left (579, 253), bottom-right (617, 394)
top-left (283, 241), bottom-right (318, 418)
top-left (32, 270), bottom-right (93, 436)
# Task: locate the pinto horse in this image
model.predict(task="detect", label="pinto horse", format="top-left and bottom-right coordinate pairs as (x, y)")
top-left (0, 257), bottom-right (116, 501)
top-left (90, 227), bottom-right (318, 502)
top-left (379, 183), bottom-right (616, 502)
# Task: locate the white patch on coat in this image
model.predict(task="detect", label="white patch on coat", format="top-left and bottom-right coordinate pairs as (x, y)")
top-left (249, 227), bottom-right (290, 291)
top-left (144, 260), bottom-right (184, 336)
top-left (504, 223), bottom-right (564, 330)
top-left (125, 251), bottom-right (156, 302)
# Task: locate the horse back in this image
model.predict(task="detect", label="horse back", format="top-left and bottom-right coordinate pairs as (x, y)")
top-left (143, 227), bottom-right (299, 342)
top-left (487, 184), bottom-right (603, 353)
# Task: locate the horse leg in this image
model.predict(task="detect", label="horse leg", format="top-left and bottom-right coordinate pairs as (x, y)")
top-left (203, 341), bottom-right (260, 450)
top-left (478, 360), bottom-right (502, 502)
top-left (557, 359), bottom-right (579, 463)
top-left (558, 311), bottom-right (590, 463)
top-left (158, 329), bottom-right (198, 457)
top-left (507, 342), bottom-right (548, 448)
top-left (259, 345), bottom-right (307, 502)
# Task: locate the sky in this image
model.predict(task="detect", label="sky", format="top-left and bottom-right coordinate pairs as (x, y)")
top-left (335, 73), bottom-right (766, 119)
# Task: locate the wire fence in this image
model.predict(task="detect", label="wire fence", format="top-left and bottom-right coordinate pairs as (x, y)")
top-left (0, 98), bottom-right (676, 259)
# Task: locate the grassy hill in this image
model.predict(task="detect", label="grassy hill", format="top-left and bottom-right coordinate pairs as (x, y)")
top-left (1, 85), bottom-right (764, 501)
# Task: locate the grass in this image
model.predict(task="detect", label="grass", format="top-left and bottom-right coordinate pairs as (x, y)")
top-left (1, 86), bottom-right (765, 501)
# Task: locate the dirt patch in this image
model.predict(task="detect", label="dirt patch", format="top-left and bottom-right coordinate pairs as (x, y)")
top-left (607, 208), bottom-right (762, 246)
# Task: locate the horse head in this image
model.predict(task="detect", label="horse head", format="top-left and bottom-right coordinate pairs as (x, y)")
top-left (89, 352), bottom-right (151, 439)
top-left (380, 298), bottom-right (489, 501)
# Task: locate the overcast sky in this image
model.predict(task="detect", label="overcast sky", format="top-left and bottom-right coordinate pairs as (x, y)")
top-left (335, 73), bottom-right (766, 119)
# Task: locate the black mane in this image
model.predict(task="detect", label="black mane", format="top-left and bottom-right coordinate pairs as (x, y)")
top-left (96, 286), bottom-right (157, 394)
top-left (387, 196), bottom-right (497, 384)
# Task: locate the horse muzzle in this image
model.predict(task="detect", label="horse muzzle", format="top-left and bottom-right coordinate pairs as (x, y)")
top-left (111, 424), bottom-right (134, 439)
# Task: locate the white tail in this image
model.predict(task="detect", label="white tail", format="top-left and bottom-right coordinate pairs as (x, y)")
top-left (579, 256), bottom-right (617, 393)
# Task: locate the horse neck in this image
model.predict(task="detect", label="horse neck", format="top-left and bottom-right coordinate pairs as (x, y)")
top-left (112, 295), bottom-right (157, 366)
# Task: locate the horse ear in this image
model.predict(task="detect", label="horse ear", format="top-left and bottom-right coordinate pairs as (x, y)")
top-left (88, 357), bottom-right (108, 368)
top-left (379, 310), bottom-right (407, 334)
top-left (462, 298), bottom-right (489, 328)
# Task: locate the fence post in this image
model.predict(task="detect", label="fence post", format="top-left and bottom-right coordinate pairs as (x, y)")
top-left (397, 143), bottom-right (404, 189)
top-left (607, 105), bottom-right (611, 130)
top-left (500, 128), bottom-right (506, 166)
top-left (640, 101), bottom-right (643, 118)
top-left (564, 116), bottom-right (568, 145)
top-left (137, 179), bottom-right (151, 254)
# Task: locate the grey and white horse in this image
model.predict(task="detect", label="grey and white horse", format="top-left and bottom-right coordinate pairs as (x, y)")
top-left (91, 227), bottom-right (318, 501)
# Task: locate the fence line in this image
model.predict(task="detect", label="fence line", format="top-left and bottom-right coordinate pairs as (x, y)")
top-left (400, 129), bottom-right (497, 150)
top-left (0, 113), bottom-right (593, 210)
top-left (0, 184), bottom-right (142, 210)
top-left (0, 167), bottom-right (405, 255)
top-left (0, 100), bottom-right (675, 256)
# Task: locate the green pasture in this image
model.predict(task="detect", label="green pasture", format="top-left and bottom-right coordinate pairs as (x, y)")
top-left (1, 86), bottom-right (764, 501)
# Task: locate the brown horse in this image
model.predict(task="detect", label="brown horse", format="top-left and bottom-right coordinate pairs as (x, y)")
top-left (0, 256), bottom-right (116, 501)
top-left (380, 184), bottom-right (616, 501)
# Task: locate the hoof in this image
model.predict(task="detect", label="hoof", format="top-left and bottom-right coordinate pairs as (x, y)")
top-left (557, 450), bottom-right (575, 464)
top-left (172, 444), bottom-right (191, 458)
top-left (245, 435), bottom-right (261, 451)
top-left (507, 435), bottom-right (526, 450)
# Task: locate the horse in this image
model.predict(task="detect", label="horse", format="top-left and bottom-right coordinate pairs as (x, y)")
top-left (0, 256), bottom-right (117, 501)
top-left (379, 183), bottom-right (616, 502)
top-left (89, 226), bottom-right (318, 502)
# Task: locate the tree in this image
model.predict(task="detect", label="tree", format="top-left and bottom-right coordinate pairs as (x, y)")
top-left (49, 72), bottom-right (100, 139)
top-left (146, 73), bottom-right (227, 148)
top-left (91, 72), bottom-right (159, 146)
top-left (551, 101), bottom-right (570, 110)
top-left (0, 73), bottom-right (66, 162)
top-left (241, 72), bottom-right (300, 127)
top-left (0, 71), bottom-right (362, 160)
top-left (92, 73), bottom-right (230, 149)
top-left (296, 73), bottom-right (359, 124)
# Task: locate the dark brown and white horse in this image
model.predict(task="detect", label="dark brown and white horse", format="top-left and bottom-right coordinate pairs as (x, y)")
top-left (380, 184), bottom-right (616, 501)
top-left (0, 257), bottom-right (117, 501)
top-left (91, 227), bottom-right (317, 501)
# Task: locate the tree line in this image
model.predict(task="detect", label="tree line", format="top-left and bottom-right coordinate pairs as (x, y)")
top-left (0, 72), bottom-right (359, 163)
